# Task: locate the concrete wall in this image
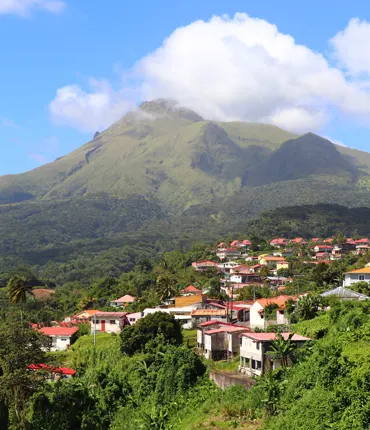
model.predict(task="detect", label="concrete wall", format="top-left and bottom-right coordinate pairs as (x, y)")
top-left (209, 370), bottom-right (255, 390)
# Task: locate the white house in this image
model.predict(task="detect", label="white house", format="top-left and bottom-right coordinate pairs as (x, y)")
top-left (39, 327), bottom-right (78, 351)
top-left (142, 307), bottom-right (194, 329)
top-left (343, 267), bottom-right (370, 288)
top-left (203, 325), bottom-right (248, 360)
top-left (216, 248), bottom-right (242, 260)
top-left (127, 312), bottom-right (142, 324)
top-left (239, 332), bottom-right (311, 376)
top-left (249, 296), bottom-right (296, 329)
top-left (91, 312), bottom-right (129, 334)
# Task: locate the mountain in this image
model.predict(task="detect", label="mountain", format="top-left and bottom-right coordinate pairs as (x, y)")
top-left (1, 99), bottom-right (370, 212)
top-left (2, 99), bottom-right (370, 277)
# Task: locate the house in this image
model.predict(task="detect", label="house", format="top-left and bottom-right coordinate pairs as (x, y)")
top-left (290, 238), bottom-right (307, 245)
top-left (249, 296), bottom-right (297, 329)
top-left (217, 242), bottom-right (227, 249)
top-left (270, 238), bottom-right (289, 248)
top-left (71, 310), bottom-right (101, 321)
top-left (229, 272), bottom-right (263, 284)
top-left (273, 249), bottom-right (293, 258)
top-left (321, 286), bottom-right (369, 301)
top-left (126, 312), bottom-right (142, 324)
top-left (216, 248), bottom-right (242, 260)
top-left (259, 256), bottom-right (287, 268)
top-left (203, 325), bottom-right (249, 360)
top-left (315, 252), bottom-right (331, 261)
top-left (230, 240), bottom-right (241, 248)
top-left (219, 261), bottom-right (242, 273)
top-left (311, 238), bottom-right (322, 243)
top-left (245, 255), bottom-right (259, 263)
top-left (110, 295), bottom-right (136, 308)
top-left (192, 260), bottom-right (219, 272)
top-left (90, 312), bottom-right (130, 334)
top-left (313, 245), bottom-right (333, 253)
top-left (239, 332), bottom-right (311, 376)
top-left (324, 238), bottom-right (334, 244)
top-left (175, 294), bottom-right (206, 308)
top-left (276, 261), bottom-right (290, 272)
top-left (355, 238), bottom-right (370, 244)
top-left (180, 285), bottom-right (202, 295)
top-left (343, 267), bottom-right (370, 288)
top-left (197, 320), bottom-right (235, 351)
top-left (27, 364), bottom-right (76, 380)
top-left (39, 326), bottom-right (78, 351)
top-left (191, 308), bottom-right (228, 325)
top-left (356, 244), bottom-right (369, 255)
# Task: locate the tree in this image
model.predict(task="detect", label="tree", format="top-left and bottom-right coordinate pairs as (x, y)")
top-left (7, 275), bottom-right (34, 327)
top-left (156, 275), bottom-right (178, 301)
top-left (277, 268), bottom-right (293, 278)
top-left (120, 312), bottom-right (183, 356)
top-left (296, 295), bottom-right (321, 321)
top-left (0, 322), bottom-right (49, 429)
top-left (268, 332), bottom-right (296, 367)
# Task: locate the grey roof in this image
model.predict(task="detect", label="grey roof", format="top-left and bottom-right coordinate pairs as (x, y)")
top-left (321, 286), bottom-right (369, 300)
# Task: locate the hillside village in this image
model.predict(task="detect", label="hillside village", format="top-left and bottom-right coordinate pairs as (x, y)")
top-left (27, 234), bottom-right (370, 382)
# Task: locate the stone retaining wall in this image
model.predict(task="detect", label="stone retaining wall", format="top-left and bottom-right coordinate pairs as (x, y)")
top-left (209, 370), bottom-right (256, 390)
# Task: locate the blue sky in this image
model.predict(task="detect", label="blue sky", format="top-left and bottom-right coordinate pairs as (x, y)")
top-left (2, 0), bottom-right (370, 174)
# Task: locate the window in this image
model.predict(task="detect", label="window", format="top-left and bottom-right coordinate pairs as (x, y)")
top-left (359, 275), bottom-right (365, 281)
top-left (60, 338), bottom-right (67, 342)
top-left (256, 342), bottom-right (260, 350)
top-left (239, 337), bottom-right (243, 345)
top-left (110, 320), bottom-right (116, 324)
top-left (129, 318), bottom-right (135, 322)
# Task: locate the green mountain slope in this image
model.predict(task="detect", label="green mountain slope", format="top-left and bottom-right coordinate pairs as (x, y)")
top-left (1, 99), bottom-right (370, 212)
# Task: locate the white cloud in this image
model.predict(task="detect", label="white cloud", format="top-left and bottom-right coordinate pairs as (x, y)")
top-left (49, 13), bottom-right (370, 133)
top-left (330, 18), bottom-right (370, 77)
top-left (323, 136), bottom-right (347, 147)
top-left (0, 0), bottom-right (65, 16)
top-left (49, 79), bottom-right (135, 132)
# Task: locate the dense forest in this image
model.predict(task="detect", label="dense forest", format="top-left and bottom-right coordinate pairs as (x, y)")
top-left (1, 200), bottom-right (370, 286)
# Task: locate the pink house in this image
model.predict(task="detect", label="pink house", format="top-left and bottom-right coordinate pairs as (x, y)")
top-left (270, 238), bottom-right (289, 248)
top-left (110, 295), bottom-right (136, 308)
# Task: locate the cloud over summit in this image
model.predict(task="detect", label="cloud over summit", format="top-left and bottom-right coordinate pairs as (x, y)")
top-left (49, 14), bottom-right (370, 134)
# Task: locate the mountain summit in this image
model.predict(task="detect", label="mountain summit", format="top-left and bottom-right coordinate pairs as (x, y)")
top-left (1, 100), bottom-right (370, 212)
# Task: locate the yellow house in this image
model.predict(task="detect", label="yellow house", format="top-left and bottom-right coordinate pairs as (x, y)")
top-left (276, 261), bottom-right (290, 271)
top-left (259, 256), bottom-right (287, 268)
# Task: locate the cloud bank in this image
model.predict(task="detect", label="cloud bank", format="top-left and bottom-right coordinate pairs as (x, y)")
top-left (49, 13), bottom-right (370, 133)
top-left (0, 0), bottom-right (65, 16)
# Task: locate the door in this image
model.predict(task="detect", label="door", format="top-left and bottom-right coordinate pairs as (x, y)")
top-left (101, 320), bottom-right (106, 332)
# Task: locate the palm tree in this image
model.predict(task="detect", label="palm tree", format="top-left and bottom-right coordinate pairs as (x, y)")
top-left (7, 275), bottom-right (34, 326)
top-left (296, 295), bottom-right (320, 321)
top-left (156, 274), bottom-right (178, 301)
top-left (268, 333), bottom-right (296, 367)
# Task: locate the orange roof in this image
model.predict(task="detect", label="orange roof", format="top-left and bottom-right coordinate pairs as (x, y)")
top-left (345, 267), bottom-right (370, 274)
top-left (191, 309), bottom-right (227, 316)
top-left (181, 285), bottom-right (202, 293)
top-left (73, 310), bottom-right (100, 318)
top-left (255, 295), bottom-right (297, 309)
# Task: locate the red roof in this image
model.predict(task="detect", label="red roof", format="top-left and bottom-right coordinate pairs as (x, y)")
top-left (270, 238), bottom-right (288, 245)
top-left (230, 240), bottom-right (241, 247)
top-left (205, 326), bottom-right (249, 335)
top-left (198, 320), bottom-right (237, 328)
top-left (111, 295), bottom-right (136, 303)
top-left (181, 285), bottom-right (202, 293)
top-left (356, 238), bottom-right (370, 244)
top-left (290, 238), bottom-right (306, 243)
top-left (242, 240), bottom-right (252, 245)
top-left (94, 312), bottom-right (128, 318)
top-left (313, 245), bottom-right (333, 250)
top-left (192, 260), bottom-right (218, 266)
top-left (311, 238), bottom-right (322, 242)
top-left (324, 238), bottom-right (334, 243)
top-left (217, 242), bottom-right (227, 248)
top-left (241, 332), bottom-right (311, 342)
top-left (27, 364), bottom-right (76, 376)
top-left (39, 327), bottom-right (78, 336)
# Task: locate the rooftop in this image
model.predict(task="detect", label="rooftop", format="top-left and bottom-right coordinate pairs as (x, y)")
top-left (255, 295), bottom-right (297, 309)
top-left (111, 295), bottom-right (136, 303)
top-left (39, 327), bottom-right (78, 336)
top-left (191, 309), bottom-right (227, 316)
top-left (345, 267), bottom-right (370, 274)
top-left (94, 312), bottom-right (128, 318)
top-left (242, 332), bottom-right (311, 342)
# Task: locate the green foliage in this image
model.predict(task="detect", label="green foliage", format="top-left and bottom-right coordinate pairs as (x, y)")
top-left (120, 312), bottom-right (183, 356)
